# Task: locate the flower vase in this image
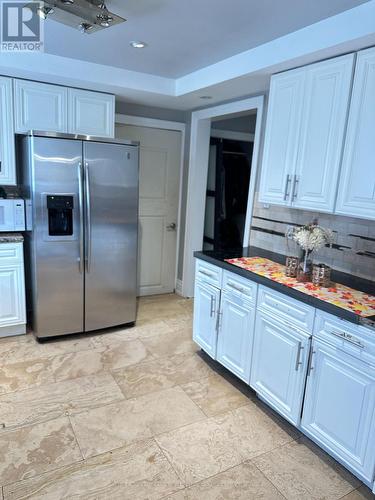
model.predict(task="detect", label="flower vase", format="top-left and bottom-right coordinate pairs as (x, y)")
top-left (297, 252), bottom-right (313, 282)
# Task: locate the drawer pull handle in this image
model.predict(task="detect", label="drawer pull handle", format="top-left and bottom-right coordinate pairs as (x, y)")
top-left (330, 330), bottom-right (364, 349)
top-left (228, 282), bottom-right (245, 293)
top-left (295, 342), bottom-right (304, 371)
top-left (200, 269), bottom-right (214, 278)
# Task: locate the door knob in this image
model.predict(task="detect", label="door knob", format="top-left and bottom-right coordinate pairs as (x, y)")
top-left (166, 222), bottom-right (177, 231)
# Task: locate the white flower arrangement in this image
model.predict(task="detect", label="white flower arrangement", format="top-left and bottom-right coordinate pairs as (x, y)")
top-left (286, 222), bottom-right (334, 274)
top-left (292, 224), bottom-right (334, 254)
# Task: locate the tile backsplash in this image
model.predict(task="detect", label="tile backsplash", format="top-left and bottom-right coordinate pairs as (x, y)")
top-left (250, 193), bottom-right (375, 281)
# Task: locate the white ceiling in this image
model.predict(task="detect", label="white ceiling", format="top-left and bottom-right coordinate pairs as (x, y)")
top-left (1, 0), bottom-right (374, 110)
top-left (44, 0), bottom-right (369, 78)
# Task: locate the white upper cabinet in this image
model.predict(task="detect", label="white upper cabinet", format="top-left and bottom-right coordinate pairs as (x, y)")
top-left (259, 67), bottom-right (305, 206)
top-left (294, 54), bottom-right (354, 212)
top-left (14, 79), bottom-right (68, 133)
top-left (259, 54), bottom-right (354, 213)
top-left (68, 89), bottom-right (115, 138)
top-left (0, 77), bottom-right (16, 186)
top-left (336, 47), bottom-right (375, 220)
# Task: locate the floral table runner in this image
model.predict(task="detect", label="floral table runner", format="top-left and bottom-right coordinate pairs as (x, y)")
top-left (225, 257), bottom-right (375, 317)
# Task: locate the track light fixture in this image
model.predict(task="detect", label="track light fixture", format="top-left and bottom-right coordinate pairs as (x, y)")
top-left (40, 0), bottom-right (126, 34)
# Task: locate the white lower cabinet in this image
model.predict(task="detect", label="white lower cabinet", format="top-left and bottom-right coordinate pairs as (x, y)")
top-left (193, 279), bottom-right (220, 359)
top-left (302, 339), bottom-right (375, 484)
top-left (0, 242), bottom-right (26, 337)
top-left (193, 259), bottom-right (375, 490)
top-left (216, 291), bottom-right (255, 383)
top-left (250, 310), bottom-right (311, 425)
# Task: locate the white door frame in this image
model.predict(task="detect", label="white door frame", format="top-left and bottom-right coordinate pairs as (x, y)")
top-left (115, 113), bottom-right (186, 295)
top-left (182, 95), bottom-right (265, 297)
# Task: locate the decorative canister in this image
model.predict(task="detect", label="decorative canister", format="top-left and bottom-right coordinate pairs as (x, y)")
top-left (312, 263), bottom-right (332, 287)
top-left (285, 256), bottom-right (300, 278)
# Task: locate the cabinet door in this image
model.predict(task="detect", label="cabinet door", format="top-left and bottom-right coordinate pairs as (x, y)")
top-left (14, 79), bottom-right (68, 133)
top-left (259, 68), bottom-right (305, 206)
top-left (302, 339), bottom-right (375, 483)
top-left (250, 311), bottom-right (311, 425)
top-left (293, 54), bottom-right (354, 212)
top-left (336, 47), bottom-right (375, 220)
top-left (0, 265), bottom-right (26, 327)
top-left (68, 89), bottom-right (115, 138)
top-left (193, 280), bottom-right (220, 359)
top-left (216, 292), bottom-right (255, 383)
top-left (0, 77), bottom-right (16, 185)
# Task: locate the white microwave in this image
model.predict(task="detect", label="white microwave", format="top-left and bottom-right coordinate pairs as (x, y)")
top-left (0, 199), bottom-right (25, 232)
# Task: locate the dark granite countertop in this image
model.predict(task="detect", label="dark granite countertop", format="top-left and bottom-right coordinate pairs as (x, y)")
top-left (0, 233), bottom-right (24, 243)
top-left (194, 246), bottom-right (375, 331)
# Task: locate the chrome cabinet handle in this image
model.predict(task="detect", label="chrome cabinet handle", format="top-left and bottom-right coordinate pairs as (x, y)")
top-left (283, 174), bottom-right (292, 201)
top-left (330, 330), bottom-right (365, 349)
top-left (227, 281), bottom-right (245, 293)
top-left (77, 162), bottom-right (84, 274)
top-left (217, 310), bottom-right (223, 330)
top-left (200, 269), bottom-right (214, 278)
top-left (210, 295), bottom-right (216, 317)
top-left (291, 175), bottom-right (299, 201)
top-left (307, 349), bottom-right (316, 375)
top-left (295, 342), bottom-right (304, 371)
top-left (84, 162), bottom-right (92, 274)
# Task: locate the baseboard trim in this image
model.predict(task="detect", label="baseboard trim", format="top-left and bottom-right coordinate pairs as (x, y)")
top-left (175, 279), bottom-right (183, 296)
top-left (0, 323), bottom-right (26, 338)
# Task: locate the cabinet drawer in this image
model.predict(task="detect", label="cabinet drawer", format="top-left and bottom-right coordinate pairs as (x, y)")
top-left (195, 259), bottom-right (222, 288)
top-left (0, 243), bottom-right (24, 265)
top-left (314, 310), bottom-right (375, 366)
top-left (222, 270), bottom-right (257, 303)
top-left (257, 285), bottom-right (315, 333)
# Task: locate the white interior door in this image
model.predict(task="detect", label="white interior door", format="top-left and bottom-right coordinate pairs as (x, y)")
top-left (116, 124), bottom-right (182, 296)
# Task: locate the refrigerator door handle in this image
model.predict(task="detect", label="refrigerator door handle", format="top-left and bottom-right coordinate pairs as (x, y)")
top-left (78, 162), bottom-right (84, 274)
top-left (84, 162), bottom-right (92, 273)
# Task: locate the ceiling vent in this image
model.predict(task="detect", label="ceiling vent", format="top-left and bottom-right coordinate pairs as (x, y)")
top-left (40, 0), bottom-right (126, 34)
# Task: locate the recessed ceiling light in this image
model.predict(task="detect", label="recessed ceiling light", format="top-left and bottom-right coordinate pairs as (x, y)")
top-left (130, 41), bottom-right (147, 49)
top-left (200, 96), bottom-right (213, 100)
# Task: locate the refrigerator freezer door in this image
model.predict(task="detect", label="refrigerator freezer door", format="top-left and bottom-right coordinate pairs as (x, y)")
top-left (83, 141), bottom-right (138, 331)
top-left (30, 137), bottom-right (84, 338)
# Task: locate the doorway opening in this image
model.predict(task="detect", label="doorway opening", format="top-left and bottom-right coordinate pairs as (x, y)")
top-left (203, 113), bottom-right (256, 251)
top-left (182, 96), bottom-right (264, 297)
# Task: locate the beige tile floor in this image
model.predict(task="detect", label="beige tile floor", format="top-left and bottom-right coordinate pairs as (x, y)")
top-left (0, 293), bottom-right (373, 499)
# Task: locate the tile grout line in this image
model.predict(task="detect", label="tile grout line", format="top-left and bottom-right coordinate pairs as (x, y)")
top-left (153, 437), bottom-right (187, 493)
top-left (67, 414), bottom-right (86, 462)
top-left (175, 382), bottom-right (214, 418)
top-left (251, 460), bottom-right (289, 500)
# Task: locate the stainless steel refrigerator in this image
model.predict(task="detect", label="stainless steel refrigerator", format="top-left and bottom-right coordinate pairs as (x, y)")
top-left (18, 131), bottom-right (139, 339)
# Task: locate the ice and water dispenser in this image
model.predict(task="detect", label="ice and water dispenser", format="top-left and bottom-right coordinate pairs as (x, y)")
top-left (46, 195), bottom-right (74, 237)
